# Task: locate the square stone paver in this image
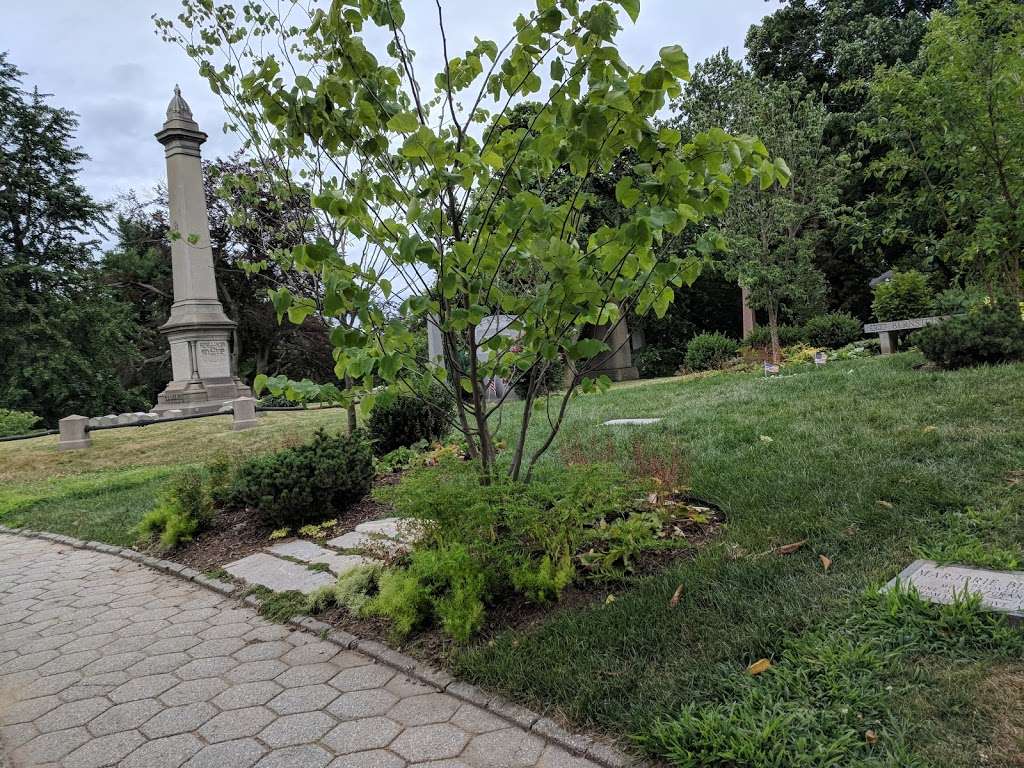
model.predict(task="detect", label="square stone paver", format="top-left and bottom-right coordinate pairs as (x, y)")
top-left (224, 553), bottom-right (335, 595)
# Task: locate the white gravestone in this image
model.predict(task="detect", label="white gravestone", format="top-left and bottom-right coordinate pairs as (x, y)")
top-left (886, 560), bottom-right (1024, 622)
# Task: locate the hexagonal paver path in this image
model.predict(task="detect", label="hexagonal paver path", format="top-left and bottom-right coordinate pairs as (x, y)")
top-left (0, 534), bottom-right (601, 768)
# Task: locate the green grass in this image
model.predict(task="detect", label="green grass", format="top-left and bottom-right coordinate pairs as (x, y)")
top-left (452, 353), bottom-right (1024, 766)
top-left (0, 409), bottom-right (347, 544)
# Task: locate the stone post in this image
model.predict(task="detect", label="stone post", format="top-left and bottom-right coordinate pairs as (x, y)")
top-left (58, 415), bottom-right (91, 451)
top-left (879, 331), bottom-right (898, 355)
top-left (153, 86), bottom-right (251, 415)
top-left (232, 397), bottom-right (259, 431)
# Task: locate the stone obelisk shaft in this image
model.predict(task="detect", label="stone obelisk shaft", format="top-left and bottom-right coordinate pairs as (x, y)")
top-left (153, 86), bottom-right (250, 414)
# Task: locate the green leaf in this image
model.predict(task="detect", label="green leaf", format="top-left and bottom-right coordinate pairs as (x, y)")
top-left (615, 177), bottom-right (641, 208)
top-left (253, 373), bottom-right (269, 395)
top-left (659, 45), bottom-right (690, 80)
top-left (614, 0), bottom-right (640, 22)
top-left (387, 111), bottom-right (420, 133)
top-left (568, 338), bottom-right (609, 360)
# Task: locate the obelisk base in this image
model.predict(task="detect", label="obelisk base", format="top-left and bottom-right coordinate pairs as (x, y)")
top-left (153, 325), bottom-right (252, 415)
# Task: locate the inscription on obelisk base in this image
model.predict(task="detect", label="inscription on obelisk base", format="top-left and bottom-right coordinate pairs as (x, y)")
top-left (152, 86), bottom-right (251, 415)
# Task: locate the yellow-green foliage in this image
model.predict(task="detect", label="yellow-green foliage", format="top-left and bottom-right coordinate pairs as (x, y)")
top-left (136, 467), bottom-right (214, 550)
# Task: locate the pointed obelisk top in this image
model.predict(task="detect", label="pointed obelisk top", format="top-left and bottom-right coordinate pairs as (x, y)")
top-left (166, 84), bottom-right (194, 122)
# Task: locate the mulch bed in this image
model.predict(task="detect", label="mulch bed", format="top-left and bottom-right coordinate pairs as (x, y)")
top-left (166, 473), bottom-right (403, 574)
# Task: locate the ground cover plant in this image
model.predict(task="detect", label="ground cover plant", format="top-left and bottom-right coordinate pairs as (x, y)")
top-left (312, 447), bottom-right (711, 642)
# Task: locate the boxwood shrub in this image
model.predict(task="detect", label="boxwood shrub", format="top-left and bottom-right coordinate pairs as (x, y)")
top-left (803, 312), bottom-right (863, 349)
top-left (685, 332), bottom-right (739, 371)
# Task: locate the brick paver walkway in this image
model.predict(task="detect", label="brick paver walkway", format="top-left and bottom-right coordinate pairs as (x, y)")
top-left (0, 534), bottom-right (597, 768)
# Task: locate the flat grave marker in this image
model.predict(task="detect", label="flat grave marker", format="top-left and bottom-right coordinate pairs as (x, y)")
top-left (885, 560), bottom-right (1024, 622)
top-left (603, 418), bottom-right (662, 426)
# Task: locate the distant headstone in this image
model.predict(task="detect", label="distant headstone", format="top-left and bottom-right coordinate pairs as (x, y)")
top-left (603, 418), bottom-right (662, 426)
top-left (764, 362), bottom-right (781, 375)
top-left (58, 415), bottom-right (91, 451)
top-left (232, 396), bottom-right (259, 431)
top-left (814, 351), bottom-right (827, 366)
top-left (886, 560), bottom-right (1024, 622)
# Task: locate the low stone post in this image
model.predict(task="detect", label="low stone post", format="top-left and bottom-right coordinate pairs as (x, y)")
top-left (879, 330), bottom-right (898, 355)
top-left (58, 415), bottom-right (91, 451)
top-left (232, 397), bottom-right (259, 431)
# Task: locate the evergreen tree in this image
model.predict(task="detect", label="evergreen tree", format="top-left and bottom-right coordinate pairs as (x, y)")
top-left (0, 53), bottom-right (145, 424)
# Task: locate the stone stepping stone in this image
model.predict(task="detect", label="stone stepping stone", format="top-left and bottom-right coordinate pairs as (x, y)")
top-left (267, 540), bottom-right (372, 575)
top-left (223, 553), bottom-right (335, 595)
top-left (326, 531), bottom-right (407, 555)
top-left (354, 517), bottom-right (423, 544)
top-left (603, 418), bottom-right (662, 426)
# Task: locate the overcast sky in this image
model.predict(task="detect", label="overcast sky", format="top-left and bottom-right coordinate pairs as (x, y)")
top-left (2, 1), bottom-right (771, 206)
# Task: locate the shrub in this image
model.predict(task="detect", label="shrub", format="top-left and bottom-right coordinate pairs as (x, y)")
top-left (258, 393), bottom-right (302, 408)
top-left (367, 387), bottom-right (453, 456)
top-left (912, 303), bottom-right (1024, 369)
top-left (684, 332), bottom-right (739, 371)
top-left (136, 467), bottom-right (215, 550)
top-left (633, 346), bottom-right (684, 378)
top-left (802, 312), bottom-right (862, 349)
top-left (512, 355), bottom-right (566, 398)
top-left (871, 270), bottom-right (935, 321)
top-left (743, 324), bottom-right (806, 349)
top-left (228, 429), bottom-right (374, 527)
top-left (0, 409), bottom-right (41, 438)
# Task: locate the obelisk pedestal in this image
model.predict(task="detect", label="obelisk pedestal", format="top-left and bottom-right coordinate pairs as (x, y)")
top-left (153, 87), bottom-right (251, 415)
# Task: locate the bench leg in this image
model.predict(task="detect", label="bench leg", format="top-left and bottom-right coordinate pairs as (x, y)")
top-left (879, 331), bottom-right (897, 355)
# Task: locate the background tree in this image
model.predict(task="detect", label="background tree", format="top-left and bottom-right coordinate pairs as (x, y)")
top-left (865, 0), bottom-right (1024, 298)
top-left (746, 0), bottom-right (952, 316)
top-left (671, 53), bottom-right (838, 361)
top-left (0, 53), bottom-right (146, 424)
top-left (161, 0), bottom-right (787, 482)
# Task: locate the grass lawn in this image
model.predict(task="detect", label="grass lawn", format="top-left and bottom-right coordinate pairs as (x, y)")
top-left (1, 354), bottom-right (1022, 764)
top-left (0, 408), bottom-right (347, 545)
top-left (454, 353), bottom-right (1024, 766)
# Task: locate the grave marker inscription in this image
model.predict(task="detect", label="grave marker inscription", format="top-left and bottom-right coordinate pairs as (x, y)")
top-left (886, 560), bottom-right (1024, 622)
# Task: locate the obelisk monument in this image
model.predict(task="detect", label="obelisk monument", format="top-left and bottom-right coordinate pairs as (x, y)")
top-left (153, 86), bottom-right (250, 414)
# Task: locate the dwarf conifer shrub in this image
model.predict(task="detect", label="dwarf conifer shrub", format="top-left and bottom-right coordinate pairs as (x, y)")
top-left (913, 303), bottom-right (1024, 369)
top-left (228, 429), bottom-right (374, 527)
top-left (367, 387), bottom-right (453, 456)
top-left (136, 467), bottom-right (215, 550)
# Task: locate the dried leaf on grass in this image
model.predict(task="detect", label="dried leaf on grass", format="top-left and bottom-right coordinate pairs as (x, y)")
top-left (774, 539), bottom-right (807, 555)
top-left (819, 554), bottom-right (833, 571)
top-left (747, 658), bottom-right (772, 675)
top-left (668, 584), bottom-right (684, 608)
top-left (877, 500), bottom-right (894, 509)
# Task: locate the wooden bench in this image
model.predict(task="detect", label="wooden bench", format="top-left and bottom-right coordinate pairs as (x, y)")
top-left (863, 316), bottom-right (947, 355)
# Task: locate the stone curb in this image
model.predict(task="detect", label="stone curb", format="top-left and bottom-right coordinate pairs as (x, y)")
top-left (0, 524), bottom-right (645, 767)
